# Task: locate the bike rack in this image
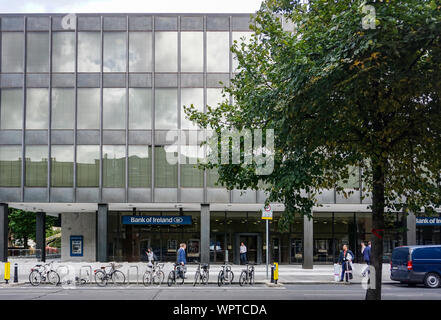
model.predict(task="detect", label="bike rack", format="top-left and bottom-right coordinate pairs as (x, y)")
top-left (79, 265), bottom-right (93, 284)
top-left (127, 265), bottom-right (139, 284)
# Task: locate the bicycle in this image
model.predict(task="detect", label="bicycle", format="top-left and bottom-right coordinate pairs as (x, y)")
top-left (193, 262), bottom-right (209, 286)
top-left (94, 262), bottom-right (126, 287)
top-left (167, 263), bottom-right (186, 286)
top-left (217, 263), bottom-right (234, 286)
top-left (29, 261), bottom-right (60, 286)
top-left (239, 264), bottom-right (255, 286)
top-left (143, 262), bottom-right (165, 286)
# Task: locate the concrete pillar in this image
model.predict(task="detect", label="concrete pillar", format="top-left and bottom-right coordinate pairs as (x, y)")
top-left (97, 204), bottom-right (108, 262)
top-left (406, 212), bottom-right (416, 245)
top-left (200, 203), bottom-right (210, 264)
top-left (303, 213), bottom-right (313, 269)
top-left (0, 204), bottom-right (8, 262)
top-left (36, 212), bottom-right (46, 262)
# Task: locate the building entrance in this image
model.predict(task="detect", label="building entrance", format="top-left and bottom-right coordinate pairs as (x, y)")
top-left (235, 233), bottom-right (262, 264)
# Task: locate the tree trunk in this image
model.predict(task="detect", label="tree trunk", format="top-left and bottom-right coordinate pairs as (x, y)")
top-left (23, 235), bottom-right (28, 249)
top-left (366, 161), bottom-right (386, 300)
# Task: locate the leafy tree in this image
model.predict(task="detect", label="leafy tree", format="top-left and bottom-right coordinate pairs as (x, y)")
top-left (185, 0), bottom-right (441, 300)
top-left (8, 208), bottom-right (58, 248)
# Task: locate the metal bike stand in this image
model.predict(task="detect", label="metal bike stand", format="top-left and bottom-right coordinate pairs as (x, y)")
top-left (55, 264), bottom-right (69, 285)
top-left (79, 265), bottom-right (93, 284)
top-left (127, 265), bottom-right (139, 284)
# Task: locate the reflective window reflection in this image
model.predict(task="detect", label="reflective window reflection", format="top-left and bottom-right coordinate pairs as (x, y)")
top-left (207, 88), bottom-right (225, 108)
top-left (181, 32), bottom-right (203, 72)
top-left (26, 88), bottom-right (49, 129)
top-left (77, 88), bottom-right (100, 129)
top-left (129, 145), bottom-right (151, 188)
top-left (78, 32), bottom-right (101, 72)
top-left (52, 32), bottom-right (75, 72)
top-left (76, 145), bottom-right (99, 187)
top-left (1, 32), bottom-right (24, 72)
top-left (103, 145), bottom-right (126, 188)
top-left (181, 88), bottom-right (203, 129)
top-left (155, 32), bottom-right (177, 72)
top-left (103, 88), bottom-right (126, 129)
top-left (103, 32), bottom-right (126, 72)
top-left (52, 88), bottom-right (74, 129)
top-left (0, 146), bottom-right (22, 187)
top-left (1, 89), bottom-right (23, 130)
top-left (27, 32), bottom-right (49, 72)
top-left (129, 32), bottom-right (152, 72)
top-left (129, 88), bottom-right (152, 129)
top-left (181, 145), bottom-right (204, 188)
top-left (25, 145), bottom-right (48, 187)
top-left (155, 89), bottom-right (177, 129)
top-left (51, 145), bottom-right (73, 187)
top-left (207, 32), bottom-right (229, 72)
top-left (155, 146), bottom-right (177, 188)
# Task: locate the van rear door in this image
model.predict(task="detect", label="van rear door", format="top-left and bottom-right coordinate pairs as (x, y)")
top-left (391, 247), bottom-right (410, 279)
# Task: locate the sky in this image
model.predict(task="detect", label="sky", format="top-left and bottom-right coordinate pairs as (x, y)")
top-left (0, 0), bottom-right (264, 13)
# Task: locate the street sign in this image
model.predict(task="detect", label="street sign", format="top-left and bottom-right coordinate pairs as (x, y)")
top-left (261, 205), bottom-right (273, 220)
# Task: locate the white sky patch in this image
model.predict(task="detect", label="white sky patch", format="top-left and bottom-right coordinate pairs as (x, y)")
top-left (0, 0), bottom-right (263, 13)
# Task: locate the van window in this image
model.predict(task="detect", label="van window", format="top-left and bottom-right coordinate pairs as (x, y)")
top-left (413, 247), bottom-right (441, 260)
top-left (392, 248), bottom-right (409, 261)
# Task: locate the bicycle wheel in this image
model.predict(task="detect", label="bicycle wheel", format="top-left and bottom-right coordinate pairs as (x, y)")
top-left (250, 270), bottom-right (255, 286)
top-left (201, 271), bottom-right (209, 285)
top-left (239, 271), bottom-right (247, 287)
top-left (95, 270), bottom-right (107, 287)
top-left (47, 270), bottom-right (60, 285)
top-left (193, 271), bottom-right (200, 286)
top-left (177, 270), bottom-right (185, 285)
top-left (153, 270), bottom-right (164, 286)
top-left (217, 270), bottom-right (224, 287)
top-left (225, 270), bottom-right (234, 285)
top-left (167, 271), bottom-right (175, 287)
top-left (143, 271), bottom-right (153, 286)
top-left (112, 270), bottom-right (126, 285)
top-left (29, 270), bottom-right (41, 286)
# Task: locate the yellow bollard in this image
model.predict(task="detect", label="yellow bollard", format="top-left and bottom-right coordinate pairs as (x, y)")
top-left (273, 262), bottom-right (278, 284)
top-left (4, 262), bottom-right (10, 284)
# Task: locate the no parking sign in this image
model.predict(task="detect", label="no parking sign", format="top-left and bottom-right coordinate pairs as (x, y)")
top-left (261, 205), bottom-right (273, 220)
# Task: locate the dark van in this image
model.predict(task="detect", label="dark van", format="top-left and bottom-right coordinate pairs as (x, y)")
top-left (390, 245), bottom-right (441, 288)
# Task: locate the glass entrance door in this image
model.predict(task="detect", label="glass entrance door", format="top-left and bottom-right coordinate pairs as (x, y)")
top-left (210, 233), bottom-right (226, 263)
top-left (290, 239), bottom-right (303, 264)
top-left (239, 235), bottom-right (258, 264)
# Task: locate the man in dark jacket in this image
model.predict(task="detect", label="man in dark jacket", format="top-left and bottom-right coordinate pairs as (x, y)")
top-left (177, 243), bottom-right (187, 279)
top-left (362, 241), bottom-right (371, 277)
top-left (338, 244), bottom-right (354, 282)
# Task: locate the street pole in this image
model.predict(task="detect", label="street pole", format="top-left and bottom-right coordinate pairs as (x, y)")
top-left (266, 219), bottom-right (269, 280)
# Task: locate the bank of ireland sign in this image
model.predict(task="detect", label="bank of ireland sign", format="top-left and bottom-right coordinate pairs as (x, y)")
top-left (416, 217), bottom-right (441, 226)
top-left (122, 216), bottom-right (192, 225)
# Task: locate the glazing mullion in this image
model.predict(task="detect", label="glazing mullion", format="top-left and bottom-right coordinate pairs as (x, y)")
top-left (151, 17), bottom-right (155, 202)
top-left (125, 16), bottom-right (129, 202)
top-left (229, 16), bottom-right (233, 204)
top-left (203, 16), bottom-right (207, 203)
top-left (99, 16), bottom-right (104, 202)
top-left (48, 16), bottom-right (52, 200)
top-left (21, 17), bottom-right (27, 201)
top-left (177, 16), bottom-right (181, 202)
top-left (73, 15), bottom-right (78, 200)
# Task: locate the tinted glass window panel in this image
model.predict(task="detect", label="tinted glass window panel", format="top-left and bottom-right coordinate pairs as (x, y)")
top-left (207, 88), bottom-right (225, 108)
top-left (78, 32), bottom-right (101, 72)
top-left (1, 89), bottom-right (23, 129)
top-left (25, 145), bottom-right (48, 187)
top-left (103, 88), bottom-right (126, 129)
top-left (128, 145), bottom-right (151, 188)
top-left (1, 32), bottom-right (24, 72)
top-left (181, 88), bottom-right (203, 129)
top-left (181, 32), bottom-right (203, 72)
top-left (0, 146), bottom-right (21, 187)
top-left (129, 32), bottom-right (152, 72)
top-left (129, 88), bottom-right (152, 129)
top-left (207, 32), bottom-right (229, 72)
top-left (154, 146), bottom-right (177, 188)
top-left (103, 145), bottom-right (126, 188)
top-left (76, 145), bottom-right (99, 187)
top-left (52, 32), bottom-right (75, 72)
top-left (155, 88), bottom-right (177, 129)
top-left (155, 32), bottom-right (177, 72)
top-left (103, 32), bottom-right (126, 72)
top-left (51, 145), bottom-right (73, 187)
top-left (181, 145), bottom-right (204, 188)
top-left (26, 89), bottom-right (49, 129)
top-left (52, 88), bottom-right (74, 129)
top-left (27, 32), bottom-right (49, 72)
top-left (232, 32), bottom-right (253, 72)
top-left (77, 88), bottom-right (100, 129)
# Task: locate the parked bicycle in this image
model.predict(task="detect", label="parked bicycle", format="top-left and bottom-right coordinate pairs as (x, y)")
top-left (239, 264), bottom-right (255, 286)
top-left (193, 262), bottom-right (209, 286)
top-left (29, 261), bottom-right (60, 286)
top-left (217, 263), bottom-right (234, 286)
top-left (167, 263), bottom-right (186, 286)
top-left (94, 262), bottom-right (126, 286)
top-left (143, 262), bottom-right (165, 286)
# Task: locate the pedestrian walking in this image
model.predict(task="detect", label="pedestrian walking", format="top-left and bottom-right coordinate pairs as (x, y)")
top-left (338, 244), bottom-right (354, 282)
top-left (177, 243), bottom-right (187, 279)
top-left (240, 242), bottom-right (248, 265)
top-left (361, 241), bottom-right (371, 277)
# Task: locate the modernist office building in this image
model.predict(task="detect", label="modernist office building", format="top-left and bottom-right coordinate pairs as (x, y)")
top-left (0, 13), bottom-right (438, 266)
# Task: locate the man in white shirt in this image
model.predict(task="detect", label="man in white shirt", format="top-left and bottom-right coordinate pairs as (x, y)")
top-left (240, 242), bottom-right (247, 265)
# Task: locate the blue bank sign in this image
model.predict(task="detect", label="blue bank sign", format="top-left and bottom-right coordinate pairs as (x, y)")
top-left (416, 217), bottom-right (441, 226)
top-left (122, 216), bottom-right (192, 225)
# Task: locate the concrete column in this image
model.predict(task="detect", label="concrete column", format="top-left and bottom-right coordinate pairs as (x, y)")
top-left (406, 212), bottom-right (416, 245)
top-left (36, 212), bottom-right (46, 262)
top-left (97, 204), bottom-right (108, 262)
top-left (200, 203), bottom-right (210, 264)
top-left (0, 204), bottom-right (8, 262)
top-left (303, 213), bottom-right (313, 269)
